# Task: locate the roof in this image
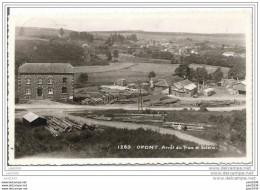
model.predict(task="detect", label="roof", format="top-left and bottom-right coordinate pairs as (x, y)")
top-left (173, 79), bottom-right (193, 89)
top-left (23, 112), bottom-right (40, 123)
top-left (184, 83), bottom-right (197, 91)
top-left (172, 79), bottom-right (197, 91)
top-left (155, 76), bottom-right (183, 87)
top-left (240, 80), bottom-right (246, 85)
top-left (18, 63), bottom-right (74, 74)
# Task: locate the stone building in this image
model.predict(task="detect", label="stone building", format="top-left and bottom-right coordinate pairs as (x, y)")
top-left (18, 63), bottom-right (74, 102)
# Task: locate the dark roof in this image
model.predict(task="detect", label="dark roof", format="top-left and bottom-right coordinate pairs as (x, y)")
top-left (18, 63), bottom-right (74, 74)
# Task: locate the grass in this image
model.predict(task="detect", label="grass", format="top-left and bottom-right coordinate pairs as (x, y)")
top-left (71, 109), bottom-right (246, 154)
top-left (15, 117), bottom-right (239, 158)
top-left (77, 61), bottom-right (230, 86)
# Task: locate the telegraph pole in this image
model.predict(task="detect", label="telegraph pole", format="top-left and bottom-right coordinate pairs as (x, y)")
top-left (138, 80), bottom-right (143, 111)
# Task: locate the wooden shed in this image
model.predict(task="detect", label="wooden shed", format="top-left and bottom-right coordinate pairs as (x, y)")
top-left (23, 112), bottom-right (47, 127)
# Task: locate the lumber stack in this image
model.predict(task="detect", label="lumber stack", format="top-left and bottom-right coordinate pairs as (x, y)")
top-left (163, 121), bottom-right (206, 131)
top-left (112, 113), bottom-right (165, 123)
top-left (45, 116), bottom-right (87, 137)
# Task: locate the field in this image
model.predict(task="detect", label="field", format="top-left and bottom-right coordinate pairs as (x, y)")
top-left (75, 60), bottom-right (230, 86)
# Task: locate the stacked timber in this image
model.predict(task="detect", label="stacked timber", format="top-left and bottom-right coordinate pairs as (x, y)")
top-left (149, 98), bottom-right (180, 106)
top-left (112, 113), bottom-right (165, 123)
top-left (45, 116), bottom-right (87, 137)
top-left (197, 100), bottom-right (233, 107)
top-left (163, 121), bottom-right (206, 131)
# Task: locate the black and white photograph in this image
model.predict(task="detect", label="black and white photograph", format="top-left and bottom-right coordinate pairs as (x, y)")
top-left (7, 7), bottom-right (252, 165)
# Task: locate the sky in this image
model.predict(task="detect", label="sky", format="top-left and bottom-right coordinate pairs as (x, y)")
top-left (12, 8), bottom-right (251, 34)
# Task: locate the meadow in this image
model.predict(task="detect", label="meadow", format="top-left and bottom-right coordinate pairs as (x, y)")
top-left (75, 61), bottom-right (230, 86)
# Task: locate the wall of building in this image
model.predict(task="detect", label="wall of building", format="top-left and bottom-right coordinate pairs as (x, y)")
top-left (18, 73), bottom-right (74, 101)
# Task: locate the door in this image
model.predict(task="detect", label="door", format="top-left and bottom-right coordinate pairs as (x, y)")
top-left (37, 87), bottom-right (43, 99)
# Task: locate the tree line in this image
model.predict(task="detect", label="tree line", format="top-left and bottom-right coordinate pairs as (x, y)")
top-left (70, 31), bottom-right (94, 42)
top-left (174, 63), bottom-right (224, 83)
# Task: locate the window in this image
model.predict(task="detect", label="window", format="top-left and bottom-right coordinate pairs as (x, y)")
top-left (62, 87), bottom-right (67, 94)
top-left (25, 78), bottom-right (31, 84)
top-left (62, 77), bottom-right (67, 83)
top-left (48, 77), bottom-right (53, 84)
top-left (48, 88), bottom-right (53, 95)
top-left (25, 88), bottom-right (31, 95)
top-left (37, 77), bottom-right (43, 84)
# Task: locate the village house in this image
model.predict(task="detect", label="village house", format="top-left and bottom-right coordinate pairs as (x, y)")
top-left (233, 80), bottom-right (246, 95)
top-left (220, 78), bottom-right (237, 88)
top-left (154, 76), bottom-right (183, 94)
top-left (171, 79), bottom-right (197, 97)
top-left (116, 78), bottom-right (127, 86)
top-left (18, 63), bottom-right (75, 102)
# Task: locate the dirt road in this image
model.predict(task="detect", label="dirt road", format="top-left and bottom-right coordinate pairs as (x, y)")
top-left (16, 103), bottom-right (246, 112)
top-left (66, 114), bottom-right (216, 146)
top-left (15, 101), bottom-right (245, 147)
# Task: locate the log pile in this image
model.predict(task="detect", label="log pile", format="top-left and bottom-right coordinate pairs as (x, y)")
top-left (81, 86), bottom-right (150, 105)
top-left (149, 98), bottom-right (180, 106)
top-left (112, 113), bottom-right (165, 123)
top-left (196, 100), bottom-right (234, 107)
top-left (45, 116), bottom-right (87, 137)
top-left (163, 121), bottom-right (207, 131)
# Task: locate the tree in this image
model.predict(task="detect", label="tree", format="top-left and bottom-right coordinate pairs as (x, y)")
top-left (113, 50), bottom-right (119, 58)
top-left (228, 63), bottom-right (246, 79)
top-left (171, 56), bottom-right (178, 64)
top-left (70, 31), bottom-right (79, 40)
top-left (196, 67), bottom-right (208, 83)
top-left (107, 51), bottom-right (112, 61)
top-left (180, 55), bottom-right (184, 64)
top-left (174, 63), bottom-right (191, 79)
top-left (212, 67), bottom-right (224, 82)
top-left (78, 73), bottom-right (88, 84)
top-left (59, 28), bottom-right (64, 38)
top-left (148, 71), bottom-right (156, 79)
top-left (19, 27), bottom-right (25, 36)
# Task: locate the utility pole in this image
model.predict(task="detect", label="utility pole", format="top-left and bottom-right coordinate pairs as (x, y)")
top-left (138, 80), bottom-right (143, 111)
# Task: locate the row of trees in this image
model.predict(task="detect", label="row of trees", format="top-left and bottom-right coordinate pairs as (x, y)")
top-left (70, 31), bottom-right (94, 42)
top-left (174, 63), bottom-right (224, 83)
top-left (106, 50), bottom-right (119, 61)
top-left (173, 54), bottom-right (245, 79)
top-left (126, 34), bottom-right (138, 42)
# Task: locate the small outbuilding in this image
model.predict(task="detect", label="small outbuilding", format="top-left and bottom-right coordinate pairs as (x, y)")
top-left (23, 112), bottom-right (47, 127)
top-left (233, 80), bottom-right (246, 95)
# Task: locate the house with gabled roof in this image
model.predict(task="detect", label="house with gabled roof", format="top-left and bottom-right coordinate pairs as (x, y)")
top-left (233, 80), bottom-right (246, 95)
top-left (18, 63), bottom-right (75, 102)
top-left (154, 76), bottom-right (183, 94)
top-left (23, 112), bottom-right (47, 127)
top-left (171, 79), bottom-right (197, 97)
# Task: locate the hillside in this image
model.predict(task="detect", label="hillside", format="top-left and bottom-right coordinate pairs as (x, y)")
top-left (16, 27), bottom-right (245, 46)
